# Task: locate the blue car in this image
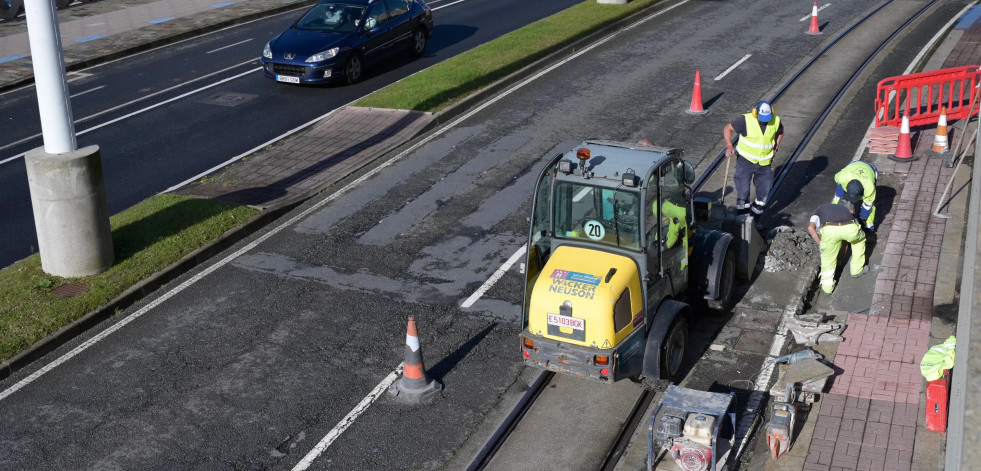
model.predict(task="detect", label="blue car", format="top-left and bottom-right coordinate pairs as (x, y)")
top-left (261, 0), bottom-right (433, 85)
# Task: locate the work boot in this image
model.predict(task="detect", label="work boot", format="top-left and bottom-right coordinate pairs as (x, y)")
top-left (850, 266), bottom-right (869, 278)
top-left (821, 283), bottom-right (835, 294)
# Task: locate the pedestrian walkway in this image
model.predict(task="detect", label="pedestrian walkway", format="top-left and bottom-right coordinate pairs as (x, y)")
top-left (0, 0), bottom-right (309, 91)
top-left (780, 8), bottom-right (981, 471)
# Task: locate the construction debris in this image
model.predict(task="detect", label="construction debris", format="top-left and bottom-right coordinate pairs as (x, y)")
top-left (763, 227), bottom-right (819, 273)
top-left (786, 313), bottom-right (846, 346)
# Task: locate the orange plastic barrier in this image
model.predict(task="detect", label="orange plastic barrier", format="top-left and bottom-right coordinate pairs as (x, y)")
top-left (875, 65), bottom-right (981, 127)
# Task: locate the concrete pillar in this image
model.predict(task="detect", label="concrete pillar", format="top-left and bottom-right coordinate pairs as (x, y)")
top-left (25, 145), bottom-right (114, 277)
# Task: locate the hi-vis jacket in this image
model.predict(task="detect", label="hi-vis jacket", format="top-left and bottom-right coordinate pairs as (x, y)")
top-left (735, 113), bottom-right (781, 166)
top-left (833, 161), bottom-right (877, 218)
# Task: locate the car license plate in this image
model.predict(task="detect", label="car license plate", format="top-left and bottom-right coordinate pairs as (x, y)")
top-left (276, 75), bottom-right (300, 84)
top-left (547, 313), bottom-right (584, 331)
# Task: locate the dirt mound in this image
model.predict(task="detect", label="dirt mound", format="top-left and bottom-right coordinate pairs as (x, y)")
top-left (763, 226), bottom-right (819, 272)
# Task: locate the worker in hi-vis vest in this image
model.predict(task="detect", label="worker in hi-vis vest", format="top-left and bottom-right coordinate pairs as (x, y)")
top-left (807, 202), bottom-right (868, 294)
top-left (723, 101), bottom-right (785, 218)
top-left (832, 160), bottom-right (879, 233)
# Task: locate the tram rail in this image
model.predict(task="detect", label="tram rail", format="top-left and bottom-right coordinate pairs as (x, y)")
top-left (467, 0), bottom-right (945, 469)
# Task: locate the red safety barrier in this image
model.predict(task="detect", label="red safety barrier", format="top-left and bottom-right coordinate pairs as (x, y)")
top-left (875, 65), bottom-right (981, 127)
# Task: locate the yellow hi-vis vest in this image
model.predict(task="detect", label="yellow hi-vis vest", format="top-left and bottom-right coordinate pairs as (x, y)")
top-left (735, 113), bottom-right (780, 166)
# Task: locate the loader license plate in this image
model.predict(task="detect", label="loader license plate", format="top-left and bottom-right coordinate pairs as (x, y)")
top-left (547, 313), bottom-right (584, 331)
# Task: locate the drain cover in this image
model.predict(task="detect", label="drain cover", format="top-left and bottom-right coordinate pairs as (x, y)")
top-left (51, 282), bottom-right (90, 298)
top-left (198, 92), bottom-right (258, 107)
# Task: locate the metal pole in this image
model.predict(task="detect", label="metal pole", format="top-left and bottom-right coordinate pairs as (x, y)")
top-left (945, 104), bottom-right (981, 471)
top-left (24, 0), bottom-right (76, 154)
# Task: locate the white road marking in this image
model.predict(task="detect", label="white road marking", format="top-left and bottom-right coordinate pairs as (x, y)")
top-left (460, 245), bottom-right (527, 308)
top-left (0, 65), bottom-right (259, 165)
top-left (69, 85), bottom-right (105, 99)
top-left (291, 364), bottom-right (403, 471)
top-left (206, 38), bottom-right (253, 54)
top-left (432, 0), bottom-right (465, 11)
top-left (799, 3), bottom-right (831, 22)
top-left (66, 71), bottom-right (93, 83)
top-left (714, 54), bottom-right (751, 81)
top-left (0, 3), bottom-right (693, 465)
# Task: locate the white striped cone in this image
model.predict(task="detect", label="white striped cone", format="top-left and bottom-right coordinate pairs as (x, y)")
top-left (932, 107), bottom-right (949, 153)
top-left (388, 317), bottom-right (442, 403)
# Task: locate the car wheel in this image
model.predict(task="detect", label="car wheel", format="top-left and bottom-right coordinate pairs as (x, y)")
top-left (661, 314), bottom-right (688, 382)
top-left (408, 28), bottom-right (427, 57)
top-left (344, 52), bottom-right (363, 85)
top-left (707, 248), bottom-right (736, 312)
top-left (0, 0), bottom-right (24, 20)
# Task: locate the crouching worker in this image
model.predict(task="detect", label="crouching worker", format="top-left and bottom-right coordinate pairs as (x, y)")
top-left (832, 161), bottom-right (878, 232)
top-left (807, 203), bottom-right (868, 294)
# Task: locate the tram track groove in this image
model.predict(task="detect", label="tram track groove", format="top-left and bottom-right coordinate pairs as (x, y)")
top-left (464, 0), bottom-right (946, 469)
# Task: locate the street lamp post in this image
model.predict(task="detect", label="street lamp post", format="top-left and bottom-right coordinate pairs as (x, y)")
top-left (23, 0), bottom-right (113, 277)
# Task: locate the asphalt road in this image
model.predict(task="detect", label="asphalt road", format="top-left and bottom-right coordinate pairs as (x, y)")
top-left (0, 0), bottom-right (968, 470)
top-left (0, 0), bottom-right (581, 269)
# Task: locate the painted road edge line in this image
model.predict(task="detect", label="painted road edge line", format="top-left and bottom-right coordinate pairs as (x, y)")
top-left (291, 364), bottom-right (404, 471)
top-left (460, 245), bottom-right (527, 308)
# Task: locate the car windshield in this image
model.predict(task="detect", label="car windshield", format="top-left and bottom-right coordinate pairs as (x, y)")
top-left (552, 182), bottom-right (641, 251)
top-left (295, 3), bottom-right (365, 33)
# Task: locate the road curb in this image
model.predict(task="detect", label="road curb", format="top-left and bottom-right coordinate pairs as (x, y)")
top-left (0, 0), bottom-right (680, 380)
top-left (0, 199), bottom-right (301, 382)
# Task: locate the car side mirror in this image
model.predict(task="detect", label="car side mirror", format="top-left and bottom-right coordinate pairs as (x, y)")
top-left (364, 17), bottom-right (376, 31)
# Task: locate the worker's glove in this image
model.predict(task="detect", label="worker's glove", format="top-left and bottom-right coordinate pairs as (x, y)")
top-left (866, 224), bottom-right (876, 233)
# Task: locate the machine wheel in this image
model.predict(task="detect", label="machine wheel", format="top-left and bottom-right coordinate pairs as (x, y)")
top-left (661, 314), bottom-right (688, 382)
top-left (408, 27), bottom-right (427, 57)
top-left (344, 52), bottom-right (363, 85)
top-left (707, 248), bottom-right (736, 312)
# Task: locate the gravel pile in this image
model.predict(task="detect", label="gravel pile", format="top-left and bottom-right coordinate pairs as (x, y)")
top-left (763, 226), bottom-right (819, 272)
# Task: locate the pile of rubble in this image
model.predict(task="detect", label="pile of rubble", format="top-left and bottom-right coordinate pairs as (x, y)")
top-left (762, 226), bottom-right (819, 272)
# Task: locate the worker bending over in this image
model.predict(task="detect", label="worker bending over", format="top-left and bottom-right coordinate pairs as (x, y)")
top-left (807, 203), bottom-right (868, 294)
top-left (832, 161), bottom-right (878, 232)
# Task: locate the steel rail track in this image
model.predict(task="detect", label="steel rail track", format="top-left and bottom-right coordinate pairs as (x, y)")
top-left (692, 0), bottom-right (940, 196)
top-left (465, 371), bottom-right (554, 471)
top-left (467, 1), bottom-right (947, 470)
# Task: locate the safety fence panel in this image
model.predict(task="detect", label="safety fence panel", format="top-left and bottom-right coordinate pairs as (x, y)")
top-left (874, 65), bottom-right (981, 127)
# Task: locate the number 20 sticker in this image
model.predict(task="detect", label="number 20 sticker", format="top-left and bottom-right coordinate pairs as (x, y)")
top-left (584, 220), bottom-right (605, 241)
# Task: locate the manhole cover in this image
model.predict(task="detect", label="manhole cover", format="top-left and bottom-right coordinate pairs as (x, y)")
top-left (198, 92), bottom-right (258, 107)
top-left (51, 282), bottom-right (90, 298)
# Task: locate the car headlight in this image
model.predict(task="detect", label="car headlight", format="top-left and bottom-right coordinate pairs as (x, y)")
top-left (305, 47), bottom-right (339, 63)
top-left (262, 42), bottom-right (272, 59)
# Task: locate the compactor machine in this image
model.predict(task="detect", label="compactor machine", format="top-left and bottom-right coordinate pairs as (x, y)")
top-left (519, 140), bottom-right (753, 387)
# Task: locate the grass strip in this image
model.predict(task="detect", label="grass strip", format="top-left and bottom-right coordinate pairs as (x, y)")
top-left (0, 195), bottom-right (257, 363)
top-left (355, 0), bottom-right (658, 112)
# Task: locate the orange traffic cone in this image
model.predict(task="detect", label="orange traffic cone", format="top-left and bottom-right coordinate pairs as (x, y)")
top-left (890, 114), bottom-right (918, 162)
top-left (931, 106), bottom-right (949, 154)
top-left (388, 317), bottom-right (442, 403)
top-left (806, 2), bottom-right (822, 35)
top-left (686, 70), bottom-right (708, 115)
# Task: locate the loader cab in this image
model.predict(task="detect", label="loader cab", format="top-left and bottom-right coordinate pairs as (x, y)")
top-left (521, 140), bottom-right (702, 385)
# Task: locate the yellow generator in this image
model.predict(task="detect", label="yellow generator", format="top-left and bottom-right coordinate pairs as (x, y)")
top-left (519, 140), bottom-right (739, 388)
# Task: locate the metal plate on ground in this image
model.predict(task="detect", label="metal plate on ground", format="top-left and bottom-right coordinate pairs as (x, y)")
top-left (198, 92), bottom-right (258, 107)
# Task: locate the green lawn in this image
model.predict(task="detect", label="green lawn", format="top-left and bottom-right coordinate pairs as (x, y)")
top-left (0, 0), bottom-right (659, 365)
top-left (0, 195), bottom-right (257, 363)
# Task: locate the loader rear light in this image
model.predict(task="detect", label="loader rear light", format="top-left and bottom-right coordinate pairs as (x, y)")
top-left (523, 350), bottom-right (530, 358)
top-left (594, 355), bottom-right (609, 366)
top-left (601, 368), bottom-right (609, 376)
top-left (523, 338), bottom-right (535, 350)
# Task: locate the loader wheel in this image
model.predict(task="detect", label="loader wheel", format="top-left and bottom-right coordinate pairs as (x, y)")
top-left (661, 315), bottom-right (688, 382)
top-left (707, 248), bottom-right (736, 311)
